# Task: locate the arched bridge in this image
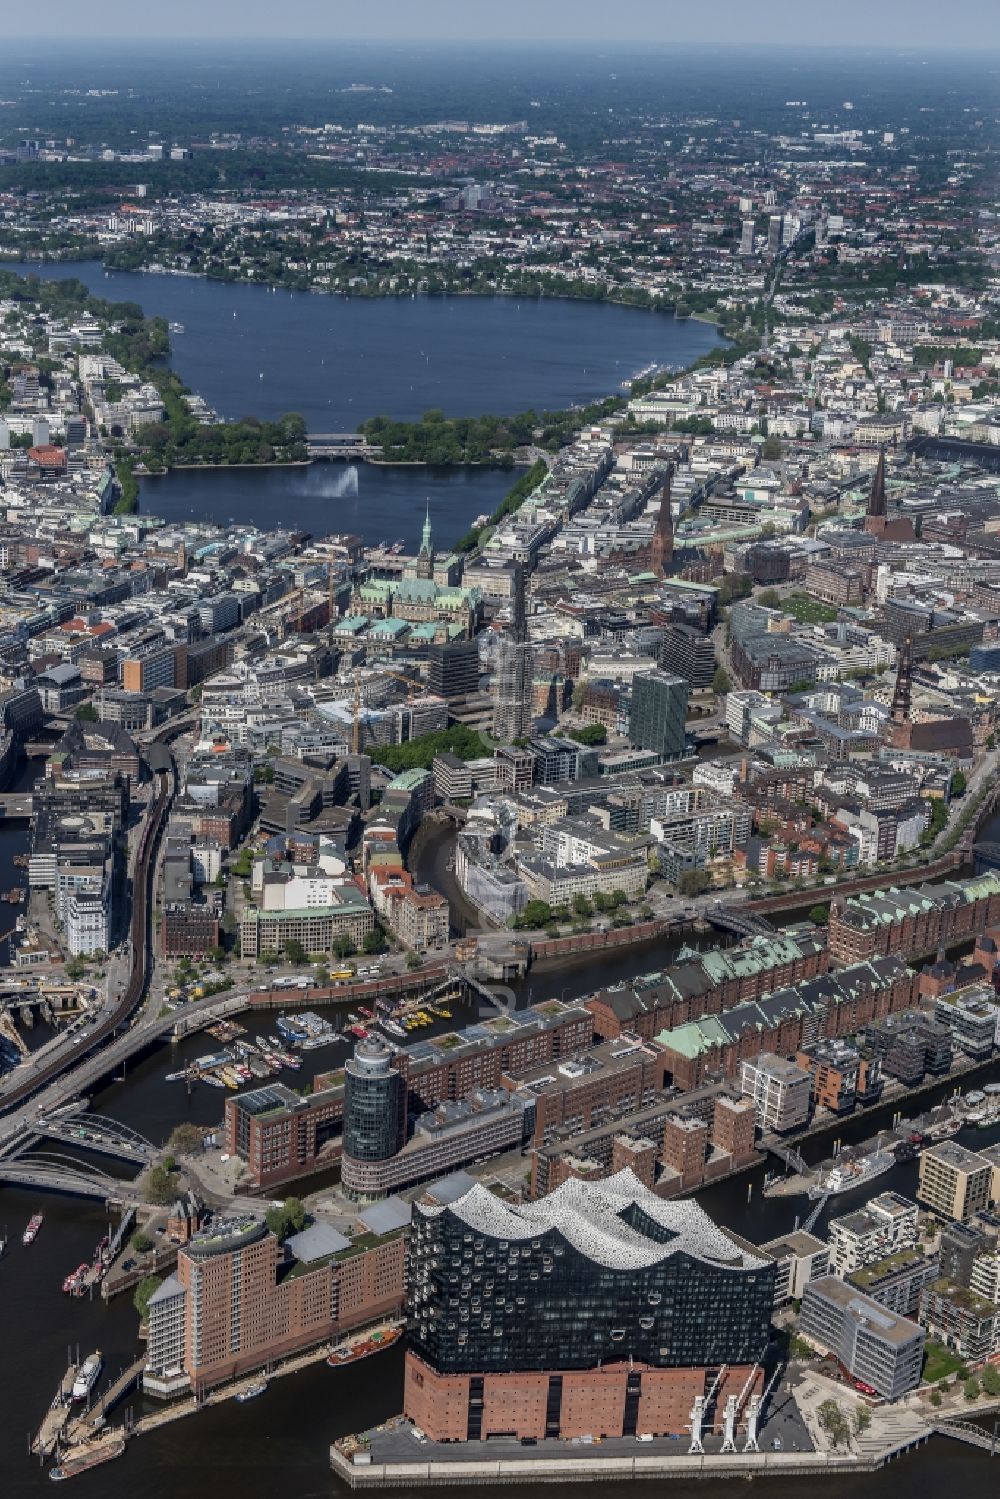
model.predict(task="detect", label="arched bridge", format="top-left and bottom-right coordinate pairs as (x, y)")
top-left (0, 1150), bottom-right (142, 1202)
top-left (31, 1106), bottom-right (153, 1165)
top-left (704, 905), bottom-right (776, 938)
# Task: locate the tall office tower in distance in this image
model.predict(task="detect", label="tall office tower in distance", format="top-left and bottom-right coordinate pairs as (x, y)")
top-left (740, 218), bottom-right (755, 256)
top-left (628, 669), bottom-right (689, 760)
top-left (340, 1037), bottom-right (406, 1198)
top-left (403, 1171), bottom-right (775, 1442)
top-left (767, 215), bottom-right (783, 255)
top-left (491, 563), bottom-right (534, 743)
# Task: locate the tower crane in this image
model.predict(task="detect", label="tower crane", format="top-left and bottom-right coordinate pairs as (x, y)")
top-left (350, 667), bottom-right (423, 758)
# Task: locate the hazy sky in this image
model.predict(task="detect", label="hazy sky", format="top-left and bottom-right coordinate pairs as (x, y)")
top-left (6, 0), bottom-right (1000, 46)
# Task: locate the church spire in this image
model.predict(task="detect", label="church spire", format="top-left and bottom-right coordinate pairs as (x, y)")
top-left (868, 449), bottom-right (886, 519)
top-left (891, 634), bottom-right (913, 725)
top-left (420, 501), bottom-right (433, 556)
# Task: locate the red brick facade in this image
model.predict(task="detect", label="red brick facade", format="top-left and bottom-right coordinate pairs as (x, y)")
top-left (403, 1350), bottom-right (762, 1441)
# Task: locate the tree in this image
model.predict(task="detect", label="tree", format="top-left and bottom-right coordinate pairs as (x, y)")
top-left (712, 665), bottom-right (731, 696)
top-left (143, 1163), bottom-right (179, 1205)
top-left (951, 770), bottom-right (967, 797)
top-left (853, 1406), bottom-right (871, 1435)
top-left (980, 1364), bottom-right (1000, 1397)
top-left (131, 1231), bottom-right (154, 1254)
top-left (571, 893), bottom-right (593, 918)
top-left (332, 935), bottom-right (357, 960)
top-left (405, 949), bottom-right (422, 970)
top-left (264, 1197), bottom-right (306, 1242)
top-left (762, 436), bottom-right (783, 461)
top-left (677, 869), bottom-right (712, 897)
top-left (567, 723), bottom-right (607, 746)
top-left (75, 700), bottom-right (98, 722)
top-left (817, 1398), bottom-right (850, 1449)
top-left (133, 1274), bottom-right (163, 1325)
top-left (757, 588), bottom-right (782, 609)
top-left (520, 899), bottom-right (553, 929)
top-left (363, 927), bottom-right (388, 955)
top-left (167, 1123), bottom-right (207, 1155)
top-left (284, 938), bottom-right (307, 965)
top-left (963, 1376), bottom-right (980, 1402)
top-left (808, 904), bottom-right (830, 925)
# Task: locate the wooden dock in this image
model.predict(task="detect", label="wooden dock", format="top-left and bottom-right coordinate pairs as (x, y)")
top-left (32, 1362), bottom-right (77, 1458)
top-left (66, 1358), bottom-right (144, 1443)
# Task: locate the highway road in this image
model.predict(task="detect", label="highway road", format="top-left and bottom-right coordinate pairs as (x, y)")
top-left (0, 756), bottom-right (173, 1137)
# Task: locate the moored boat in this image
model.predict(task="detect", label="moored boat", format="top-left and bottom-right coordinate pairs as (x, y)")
top-left (234, 1381), bottom-right (268, 1403)
top-left (23, 1213), bottom-right (43, 1245)
top-left (71, 1351), bottom-right (102, 1402)
top-left (327, 1325), bottom-right (402, 1367)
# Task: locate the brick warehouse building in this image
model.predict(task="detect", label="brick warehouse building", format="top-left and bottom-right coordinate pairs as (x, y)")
top-left (403, 1171), bottom-right (772, 1442)
top-left (225, 999), bottom-right (593, 1192)
top-left (144, 1215), bottom-right (405, 1396)
top-left (585, 932), bottom-right (827, 1042)
top-left (655, 956), bottom-right (917, 1092)
top-left (828, 873), bottom-right (1000, 967)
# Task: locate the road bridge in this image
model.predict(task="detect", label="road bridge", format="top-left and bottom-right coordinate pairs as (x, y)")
top-left (704, 905), bottom-right (776, 938)
top-left (29, 1106), bottom-right (153, 1165)
top-left (0, 793), bottom-right (33, 817)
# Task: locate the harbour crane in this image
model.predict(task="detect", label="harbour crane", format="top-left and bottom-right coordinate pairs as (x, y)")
top-left (743, 1363), bottom-right (782, 1453)
top-left (721, 1363), bottom-right (761, 1453)
top-left (688, 1363), bottom-right (727, 1454)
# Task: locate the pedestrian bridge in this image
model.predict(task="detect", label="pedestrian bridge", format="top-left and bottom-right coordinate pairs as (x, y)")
top-left (0, 1151), bottom-right (142, 1202)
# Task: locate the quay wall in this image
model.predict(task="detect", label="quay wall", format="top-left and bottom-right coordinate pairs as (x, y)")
top-left (329, 1442), bottom-right (930, 1488)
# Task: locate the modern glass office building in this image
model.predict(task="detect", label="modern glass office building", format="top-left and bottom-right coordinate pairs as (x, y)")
top-left (627, 670), bottom-right (689, 761)
top-left (343, 1038), bottom-right (405, 1164)
top-left (407, 1170), bottom-right (774, 1375)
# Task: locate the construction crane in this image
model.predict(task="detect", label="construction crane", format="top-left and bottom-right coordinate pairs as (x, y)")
top-left (743, 1363), bottom-right (781, 1453)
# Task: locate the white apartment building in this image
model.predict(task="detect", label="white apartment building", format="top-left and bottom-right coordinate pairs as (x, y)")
top-left (740, 1054), bottom-right (812, 1134)
top-left (828, 1192), bottom-right (919, 1277)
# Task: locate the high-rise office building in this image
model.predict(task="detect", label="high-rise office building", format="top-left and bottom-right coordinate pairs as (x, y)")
top-left (343, 1037), bottom-right (406, 1167)
top-left (428, 637), bottom-right (481, 700)
top-left (659, 624), bottom-right (715, 690)
top-left (491, 564), bottom-right (534, 743)
top-left (740, 218), bottom-right (755, 255)
top-left (628, 670), bottom-right (689, 760)
top-left (767, 215), bottom-right (783, 255)
top-left (403, 1171), bottom-right (774, 1441)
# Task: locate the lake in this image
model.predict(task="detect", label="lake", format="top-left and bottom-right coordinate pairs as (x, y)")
top-left (13, 261), bottom-right (724, 429)
top-left (138, 460), bottom-right (518, 551)
top-left (12, 260), bottom-right (722, 546)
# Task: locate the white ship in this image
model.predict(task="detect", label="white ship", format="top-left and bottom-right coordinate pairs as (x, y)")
top-left (71, 1351), bottom-right (102, 1402)
top-left (808, 1150), bottom-right (895, 1200)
